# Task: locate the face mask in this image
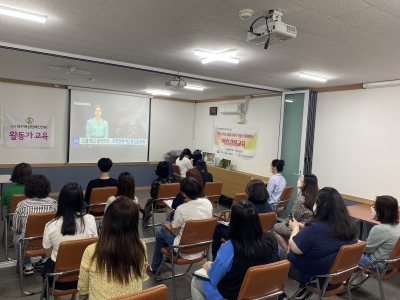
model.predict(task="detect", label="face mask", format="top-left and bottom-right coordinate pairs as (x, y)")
top-left (297, 180), bottom-right (302, 188)
top-left (371, 206), bottom-right (376, 217)
top-left (270, 167), bottom-right (273, 173)
top-left (313, 204), bottom-right (317, 213)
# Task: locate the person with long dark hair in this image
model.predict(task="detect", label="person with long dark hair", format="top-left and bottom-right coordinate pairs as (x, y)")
top-left (105, 172), bottom-right (137, 212)
top-left (273, 174), bottom-right (318, 250)
top-left (196, 160), bottom-right (213, 186)
top-left (2, 162), bottom-right (32, 213)
top-left (267, 159), bottom-right (287, 206)
top-left (191, 201), bottom-right (280, 300)
top-left (211, 179), bottom-right (273, 258)
top-left (283, 187), bottom-right (358, 299)
top-left (175, 148), bottom-right (193, 178)
top-left (78, 198), bottom-right (148, 299)
top-left (42, 182), bottom-right (97, 300)
top-left (351, 195), bottom-right (400, 285)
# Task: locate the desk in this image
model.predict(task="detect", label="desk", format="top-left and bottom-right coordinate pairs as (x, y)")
top-left (347, 204), bottom-right (379, 239)
top-left (208, 166), bottom-right (269, 199)
top-left (0, 175), bottom-right (11, 221)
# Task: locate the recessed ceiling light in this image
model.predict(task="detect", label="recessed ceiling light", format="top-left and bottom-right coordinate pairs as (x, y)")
top-left (0, 5), bottom-right (47, 23)
top-left (194, 49), bottom-right (240, 64)
top-left (299, 72), bottom-right (327, 82)
top-left (285, 99), bottom-right (293, 102)
top-left (146, 90), bottom-right (171, 96)
top-left (184, 86), bottom-right (204, 91)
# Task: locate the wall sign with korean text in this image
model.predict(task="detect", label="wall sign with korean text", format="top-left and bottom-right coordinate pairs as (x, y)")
top-left (2, 111), bottom-right (54, 148)
top-left (212, 125), bottom-right (259, 160)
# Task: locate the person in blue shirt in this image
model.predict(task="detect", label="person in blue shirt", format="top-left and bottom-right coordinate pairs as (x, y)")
top-left (86, 105), bottom-right (109, 139)
top-left (281, 187), bottom-right (358, 300)
top-left (191, 200), bottom-right (279, 300)
top-left (211, 179), bottom-right (273, 259)
top-left (267, 159), bottom-right (287, 208)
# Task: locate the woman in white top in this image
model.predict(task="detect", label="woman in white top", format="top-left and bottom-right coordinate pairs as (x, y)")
top-left (42, 182), bottom-right (97, 300)
top-left (175, 148), bottom-right (193, 179)
top-left (105, 172), bottom-right (138, 212)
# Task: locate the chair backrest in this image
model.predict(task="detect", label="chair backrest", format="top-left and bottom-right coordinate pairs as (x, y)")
top-left (54, 237), bottom-right (99, 283)
top-left (25, 211), bottom-right (57, 248)
top-left (172, 164), bottom-right (181, 182)
top-left (387, 237), bottom-right (400, 270)
top-left (259, 212), bottom-right (276, 232)
top-left (179, 218), bottom-right (217, 254)
top-left (157, 183), bottom-right (180, 199)
top-left (275, 186), bottom-right (294, 214)
top-left (231, 193), bottom-right (248, 209)
top-left (204, 182), bottom-right (223, 204)
top-left (109, 284), bottom-right (168, 300)
top-left (237, 260), bottom-right (290, 300)
top-left (89, 187), bottom-right (118, 213)
top-left (9, 194), bottom-right (27, 213)
top-left (328, 241), bottom-right (366, 285)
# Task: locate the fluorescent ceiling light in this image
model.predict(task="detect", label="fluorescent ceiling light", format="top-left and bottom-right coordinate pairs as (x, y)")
top-left (184, 85), bottom-right (204, 91)
top-left (146, 90), bottom-right (171, 96)
top-left (0, 6), bottom-right (47, 23)
top-left (299, 72), bottom-right (327, 82)
top-left (285, 99), bottom-right (293, 102)
top-left (363, 80), bottom-right (400, 89)
top-left (194, 49), bottom-right (240, 64)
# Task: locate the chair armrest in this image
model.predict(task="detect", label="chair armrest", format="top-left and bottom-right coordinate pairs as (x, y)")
top-left (86, 203), bottom-right (107, 208)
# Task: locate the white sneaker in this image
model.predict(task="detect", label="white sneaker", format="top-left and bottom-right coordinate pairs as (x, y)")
top-left (351, 273), bottom-right (369, 286)
top-left (34, 257), bottom-right (48, 269)
top-left (23, 264), bottom-right (34, 275)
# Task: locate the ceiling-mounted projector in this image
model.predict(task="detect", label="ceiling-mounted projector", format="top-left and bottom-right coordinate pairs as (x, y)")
top-left (165, 76), bottom-right (186, 88)
top-left (247, 9), bottom-right (296, 49)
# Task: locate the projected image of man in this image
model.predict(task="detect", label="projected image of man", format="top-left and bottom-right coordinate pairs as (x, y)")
top-left (86, 105), bottom-right (109, 139)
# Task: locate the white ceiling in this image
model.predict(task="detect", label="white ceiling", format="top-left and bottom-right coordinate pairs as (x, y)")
top-left (0, 0), bottom-right (400, 97)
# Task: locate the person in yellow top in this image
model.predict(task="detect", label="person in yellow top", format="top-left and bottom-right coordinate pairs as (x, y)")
top-left (85, 105), bottom-right (109, 139)
top-left (78, 197), bottom-right (148, 299)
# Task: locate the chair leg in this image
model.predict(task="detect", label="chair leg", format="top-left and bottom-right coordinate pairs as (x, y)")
top-left (39, 277), bottom-right (47, 300)
top-left (18, 242), bottom-right (41, 295)
top-left (347, 281), bottom-right (352, 300)
top-left (377, 275), bottom-right (385, 300)
top-left (289, 287), bottom-right (304, 300)
top-left (152, 203), bottom-right (156, 236)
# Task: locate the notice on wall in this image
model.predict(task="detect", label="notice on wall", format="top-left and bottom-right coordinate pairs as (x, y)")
top-left (2, 110), bottom-right (54, 148)
top-left (213, 125), bottom-right (259, 160)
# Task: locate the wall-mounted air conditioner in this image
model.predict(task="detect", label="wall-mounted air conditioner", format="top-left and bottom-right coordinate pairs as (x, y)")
top-left (219, 103), bottom-right (244, 114)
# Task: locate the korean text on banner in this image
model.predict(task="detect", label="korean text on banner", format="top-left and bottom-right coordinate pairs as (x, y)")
top-left (3, 111), bottom-right (54, 148)
top-left (213, 126), bottom-right (259, 160)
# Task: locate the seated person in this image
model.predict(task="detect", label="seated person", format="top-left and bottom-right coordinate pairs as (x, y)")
top-left (171, 169), bottom-right (204, 211)
top-left (273, 174), bottom-right (318, 250)
top-left (191, 201), bottom-right (280, 300)
top-left (84, 158), bottom-right (117, 205)
top-left (105, 172), bottom-right (138, 212)
top-left (196, 160), bottom-right (213, 186)
top-left (2, 162), bottom-right (32, 214)
top-left (175, 148), bottom-right (193, 178)
top-left (267, 159), bottom-right (287, 207)
top-left (212, 179), bottom-right (273, 259)
top-left (13, 175), bottom-right (57, 275)
top-left (78, 198), bottom-right (148, 299)
top-left (147, 177), bottom-right (213, 275)
top-left (351, 195), bottom-right (400, 285)
top-left (282, 187), bottom-right (358, 300)
top-left (42, 182), bottom-right (97, 300)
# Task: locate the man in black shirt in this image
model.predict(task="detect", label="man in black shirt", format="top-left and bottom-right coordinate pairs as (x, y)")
top-left (84, 158), bottom-right (117, 204)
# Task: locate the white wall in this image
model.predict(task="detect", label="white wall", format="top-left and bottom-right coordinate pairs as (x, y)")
top-left (0, 82), bottom-right (195, 164)
top-left (194, 96), bottom-right (282, 177)
top-left (0, 82), bottom-right (69, 163)
top-left (149, 99), bottom-right (194, 161)
top-left (313, 86), bottom-right (400, 200)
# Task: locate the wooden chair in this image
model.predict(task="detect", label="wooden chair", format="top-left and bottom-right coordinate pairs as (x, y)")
top-left (3, 194), bottom-right (26, 260)
top-left (40, 237), bottom-right (98, 300)
top-left (350, 238), bottom-right (400, 300)
top-left (274, 186), bottom-right (295, 214)
top-left (204, 182), bottom-right (223, 211)
top-left (172, 164), bottom-right (181, 182)
top-left (109, 285), bottom-right (168, 300)
top-left (18, 211), bottom-right (57, 295)
top-left (259, 212), bottom-right (276, 232)
top-left (86, 187), bottom-right (117, 220)
top-left (237, 260), bottom-right (290, 300)
top-left (289, 241), bottom-right (366, 300)
top-left (214, 192), bottom-right (248, 222)
top-left (155, 218), bottom-right (217, 300)
top-left (143, 183), bottom-right (180, 235)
